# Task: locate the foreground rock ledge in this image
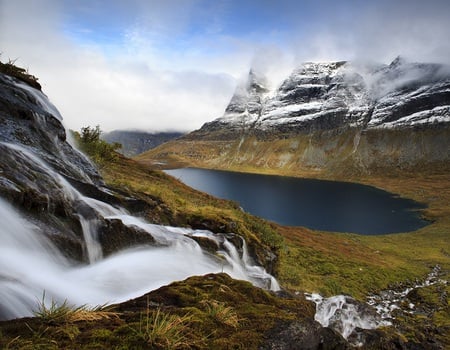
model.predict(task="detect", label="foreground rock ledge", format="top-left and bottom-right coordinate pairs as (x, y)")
top-left (1, 273), bottom-right (412, 349)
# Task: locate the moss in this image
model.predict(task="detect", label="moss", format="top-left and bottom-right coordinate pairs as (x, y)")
top-left (0, 274), bottom-right (318, 349)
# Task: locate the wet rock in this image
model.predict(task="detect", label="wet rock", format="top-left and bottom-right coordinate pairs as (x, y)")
top-left (261, 319), bottom-right (350, 350)
top-left (0, 73), bottom-right (101, 184)
top-left (190, 235), bottom-right (220, 254)
top-left (98, 218), bottom-right (156, 257)
top-left (347, 328), bottom-right (407, 349)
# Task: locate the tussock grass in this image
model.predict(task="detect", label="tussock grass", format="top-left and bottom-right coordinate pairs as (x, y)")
top-left (33, 293), bottom-right (120, 324)
top-left (132, 307), bottom-right (196, 349)
top-left (201, 300), bottom-right (240, 329)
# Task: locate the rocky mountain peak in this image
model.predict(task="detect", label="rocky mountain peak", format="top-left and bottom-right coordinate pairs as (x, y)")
top-left (388, 55), bottom-right (407, 68)
top-left (200, 58), bottom-right (450, 136)
top-left (219, 69), bottom-right (270, 129)
top-left (247, 69), bottom-right (269, 93)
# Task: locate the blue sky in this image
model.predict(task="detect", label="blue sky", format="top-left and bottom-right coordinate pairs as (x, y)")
top-left (1, 0), bottom-right (449, 132)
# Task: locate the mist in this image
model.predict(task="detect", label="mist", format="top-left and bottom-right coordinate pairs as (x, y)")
top-left (1, 0), bottom-right (448, 132)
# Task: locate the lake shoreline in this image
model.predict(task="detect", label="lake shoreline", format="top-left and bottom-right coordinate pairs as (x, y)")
top-left (164, 166), bottom-right (430, 235)
top-left (148, 160), bottom-right (447, 225)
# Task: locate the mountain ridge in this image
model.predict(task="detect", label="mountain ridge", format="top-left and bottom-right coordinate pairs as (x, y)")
top-left (102, 130), bottom-right (184, 157)
top-left (197, 57), bottom-right (450, 136)
top-left (139, 57), bottom-right (450, 175)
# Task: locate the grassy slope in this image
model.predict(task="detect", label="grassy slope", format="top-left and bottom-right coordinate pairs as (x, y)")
top-left (114, 153), bottom-right (450, 299)
top-left (1, 152), bottom-right (448, 348)
top-left (100, 155), bottom-right (283, 264)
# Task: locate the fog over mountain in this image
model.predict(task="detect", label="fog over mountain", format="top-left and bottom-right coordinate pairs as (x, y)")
top-left (1, 0), bottom-right (449, 133)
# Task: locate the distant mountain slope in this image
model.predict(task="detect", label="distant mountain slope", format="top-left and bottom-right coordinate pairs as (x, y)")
top-left (102, 130), bottom-right (183, 157)
top-left (138, 57), bottom-right (450, 175)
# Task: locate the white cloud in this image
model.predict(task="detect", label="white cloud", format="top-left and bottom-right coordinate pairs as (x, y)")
top-left (0, 0), bottom-right (243, 132)
top-left (291, 0), bottom-right (450, 64)
top-left (1, 0), bottom-right (448, 133)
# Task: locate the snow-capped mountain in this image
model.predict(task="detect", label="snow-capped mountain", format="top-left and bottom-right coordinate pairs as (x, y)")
top-left (140, 57), bottom-right (450, 175)
top-left (198, 57), bottom-right (450, 136)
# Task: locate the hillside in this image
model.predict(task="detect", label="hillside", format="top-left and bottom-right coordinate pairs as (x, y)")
top-left (102, 130), bottom-right (183, 157)
top-left (138, 57), bottom-right (450, 176)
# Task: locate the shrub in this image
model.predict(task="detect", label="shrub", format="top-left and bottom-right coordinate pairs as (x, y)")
top-left (72, 125), bottom-right (122, 166)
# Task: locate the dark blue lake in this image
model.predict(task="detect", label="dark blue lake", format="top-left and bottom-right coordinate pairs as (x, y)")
top-left (165, 168), bottom-right (429, 235)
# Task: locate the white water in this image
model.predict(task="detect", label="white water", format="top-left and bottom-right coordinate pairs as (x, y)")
top-left (0, 142), bottom-right (279, 320)
top-left (366, 265), bottom-right (445, 320)
top-left (12, 79), bottom-right (63, 121)
top-left (0, 192), bottom-right (279, 320)
top-left (306, 294), bottom-right (383, 339)
top-left (305, 266), bottom-right (446, 341)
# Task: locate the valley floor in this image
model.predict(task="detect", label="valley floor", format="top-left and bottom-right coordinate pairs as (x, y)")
top-left (138, 159), bottom-right (450, 298)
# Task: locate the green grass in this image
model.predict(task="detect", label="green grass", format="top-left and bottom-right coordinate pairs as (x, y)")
top-left (130, 307), bottom-right (196, 349)
top-left (33, 293), bottom-right (120, 324)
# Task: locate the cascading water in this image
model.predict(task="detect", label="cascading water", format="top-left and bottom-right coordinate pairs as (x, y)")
top-left (305, 266), bottom-right (447, 341)
top-left (0, 144), bottom-right (279, 321)
top-left (0, 74), bottom-right (280, 320)
top-left (0, 191), bottom-right (279, 320)
top-left (305, 294), bottom-right (385, 340)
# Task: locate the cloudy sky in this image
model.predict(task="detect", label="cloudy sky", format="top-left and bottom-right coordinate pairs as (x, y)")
top-left (1, 0), bottom-right (449, 132)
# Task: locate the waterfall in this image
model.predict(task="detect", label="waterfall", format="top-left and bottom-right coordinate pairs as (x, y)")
top-left (0, 76), bottom-right (281, 320)
top-left (0, 145), bottom-right (279, 320)
top-left (0, 193), bottom-right (279, 320)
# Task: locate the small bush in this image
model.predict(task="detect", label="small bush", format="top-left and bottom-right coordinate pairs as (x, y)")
top-left (72, 125), bottom-right (122, 166)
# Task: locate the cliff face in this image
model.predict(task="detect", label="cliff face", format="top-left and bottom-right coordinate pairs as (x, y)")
top-left (141, 58), bottom-right (450, 175)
